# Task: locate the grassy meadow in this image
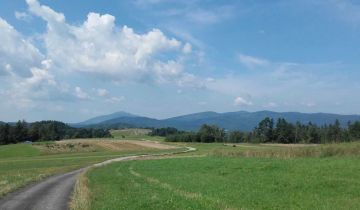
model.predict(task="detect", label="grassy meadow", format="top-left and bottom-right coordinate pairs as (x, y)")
top-left (0, 135), bottom-right (177, 197)
top-left (85, 142), bottom-right (360, 210)
top-left (2, 129), bottom-right (359, 209)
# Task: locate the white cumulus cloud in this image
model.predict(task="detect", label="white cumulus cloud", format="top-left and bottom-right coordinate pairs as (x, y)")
top-left (234, 96), bottom-right (253, 106)
top-left (2, 59), bottom-right (71, 108)
top-left (25, 0), bottom-right (194, 84)
top-left (0, 17), bottom-right (43, 77)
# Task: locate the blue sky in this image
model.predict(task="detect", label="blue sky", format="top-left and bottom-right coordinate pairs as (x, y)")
top-left (0, 0), bottom-right (360, 122)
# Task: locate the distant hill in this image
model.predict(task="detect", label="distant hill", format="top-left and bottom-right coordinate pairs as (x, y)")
top-left (99, 116), bottom-right (164, 128)
top-left (74, 111), bottom-right (138, 127)
top-left (77, 111), bottom-right (360, 131)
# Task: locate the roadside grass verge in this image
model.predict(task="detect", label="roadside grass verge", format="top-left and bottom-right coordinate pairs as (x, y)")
top-left (71, 171), bottom-right (91, 210)
top-left (87, 156), bottom-right (360, 210)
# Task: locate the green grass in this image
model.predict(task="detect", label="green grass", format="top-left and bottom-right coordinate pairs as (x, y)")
top-left (86, 142), bottom-right (360, 210)
top-left (211, 142), bottom-right (360, 158)
top-left (110, 129), bottom-right (165, 141)
top-left (0, 141), bottom-right (177, 197)
top-left (0, 143), bottom-right (40, 158)
top-left (88, 156), bottom-right (360, 210)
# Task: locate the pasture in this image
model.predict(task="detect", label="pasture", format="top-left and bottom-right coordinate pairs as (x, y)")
top-left (85, 142), bottom-right (360, 210)
top-left (0, 139), bottom-right (178, 197)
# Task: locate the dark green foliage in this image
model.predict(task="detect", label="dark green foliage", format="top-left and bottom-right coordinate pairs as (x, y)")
top-left (227, 131), bottom-right (246, 143)
top-left (0, 120), bottom-right (112, 145)
top-left (166, 132), bottom-right (199, 142)
top-left (162, 118), bottom-right (360, 144)
top-left (165, 124), bottom-right (225, 143)
top-left (0, 123), bottom-right (10, 145)
top-left (274, 118), bottom-right (296, 144)
top-left (198, 124), bottom-right (225, 143)
top-left (252, 118), bottom-right (355, 144)
top-left (149, 127), bottom-right (180, 136)
top-left (349, 121), bottom-right (360, 139)
top-left (254, 117), bottom-right (274, 142)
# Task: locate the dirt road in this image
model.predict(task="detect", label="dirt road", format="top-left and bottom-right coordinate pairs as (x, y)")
top-left (0, 169), bottom-right (83, 210)
top-left (0, 145), bottom-right (194, 210)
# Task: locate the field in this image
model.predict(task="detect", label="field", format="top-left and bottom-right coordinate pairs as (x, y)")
top-left (2, 129), bottom-right (360, 209)
top-left (0, 138), bottom-right (179, 197)
top-left (110, 129), bottom-right (165, 141)
top-left (85, 142), bottom-right (360, 210)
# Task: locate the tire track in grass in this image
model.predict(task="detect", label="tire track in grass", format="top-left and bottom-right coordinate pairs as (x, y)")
top-left (0, 144), bottom-right (195, 210)
top-left (128, 163), bottom-right (237, 210)
top-left (71, 146), bottom-right (197, 210)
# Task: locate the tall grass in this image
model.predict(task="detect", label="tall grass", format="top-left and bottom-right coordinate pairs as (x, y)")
top-left (70, 171), bottom-right (91, 210)
top-left (212, 143), bottom-right (360, 158)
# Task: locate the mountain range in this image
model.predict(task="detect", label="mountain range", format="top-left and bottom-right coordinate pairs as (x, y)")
top-left (75, 111), bottom-right (360, 131)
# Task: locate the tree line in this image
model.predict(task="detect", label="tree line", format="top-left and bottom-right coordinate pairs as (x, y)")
top-left (162, 118), bottom-right (360, 144)
top-left (0, 120), bottom-right (112, 145)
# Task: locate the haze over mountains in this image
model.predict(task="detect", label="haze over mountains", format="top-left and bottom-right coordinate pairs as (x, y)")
top-left (76, 111), bottom-right (360, 131)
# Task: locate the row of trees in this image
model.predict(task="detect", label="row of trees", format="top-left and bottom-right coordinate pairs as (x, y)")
top-left (251, 118), bottom-right (360, 144)
top-left (149, 127), bottom-right (180, 137)
top-left (163, 118), bottom-right (360, 144)
top-left (165, 124), bottom-right (225, 143)
top-left (0, 120), bottom-right (112, 145)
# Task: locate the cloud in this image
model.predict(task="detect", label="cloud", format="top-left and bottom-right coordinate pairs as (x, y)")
top-left (134, 0), bottom-right (166, 6)
top-left (326, 0), bottom-right (360, 25)
top-left (0, 0), bottom-right (204, 114)
top-left (2, 59), bottom-right (72, 108)
top-left (301, 101), bottom-right (316, 108)
top-left (166, 27), bottom-right (206, 49)
top-left (185, 6), bottom-right (235, 25)
top-left (26, 0), bottom-right (65, 23)
top-left (74, 87), bottom-right (90, 100)
top-left (263, 102), bottom-right (278, 108)
top-left (237, 53), bottom-right (269, 69)
top-left (24, 0), bottom-right (195, 85)
top-left (106, 96), bottom-right (125, 103)
top-left (14, 11), bottom-right (32, 21)
top-left (183, 43), bottom-right (192, 54)
top-left (0, 17), bottom-right (43, 77)
top-left (234, 96), bottom-right (253, 106)
top-left (95, 88), bottom-right (109, 97)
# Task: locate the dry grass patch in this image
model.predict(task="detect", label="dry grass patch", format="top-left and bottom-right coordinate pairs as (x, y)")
top-left (34, 139), bottom-right (158, 154)
top-left (213, 142), bottom-right (360, 158)
top-left (70, 172), bottom-right (91, 210)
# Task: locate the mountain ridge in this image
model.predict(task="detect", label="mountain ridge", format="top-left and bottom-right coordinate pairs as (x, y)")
top-left (76, 111), bottom-right (138, 126)
top-left (77, 110), bottom-right (360, 131)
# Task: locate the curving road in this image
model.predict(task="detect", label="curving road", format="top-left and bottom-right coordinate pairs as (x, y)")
top-left (0, 147), bottom-right (195, 210)
top-left (0, 169), bottom-right (83, 210)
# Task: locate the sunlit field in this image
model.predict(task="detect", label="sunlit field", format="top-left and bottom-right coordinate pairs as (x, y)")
top-left (0, 140), bottom-right (174, 197)
top-left (85, 142), bottom-right (360, 210)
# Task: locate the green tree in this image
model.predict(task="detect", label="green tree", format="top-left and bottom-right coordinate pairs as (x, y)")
top-left (275, 118), bottom-right (295, 144)
top-left (198, 124), bottom-right (225, 143)
top-left (0, 124), bottom-right (10, 145)
top-left (228, 131), bottom-right (245, 143)
top-left (254, 117), bottom-right (274, 142)
top-left (307, 123), bottom-right (321, 144)
top-left (349, 121), bottom-right (360, 140)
